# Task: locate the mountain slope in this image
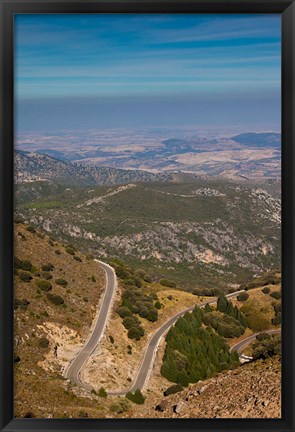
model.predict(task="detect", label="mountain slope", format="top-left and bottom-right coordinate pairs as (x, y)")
top-left (16, 177), bottom-right (281, 290)
top-left (14, 223), bottom-right (107, 418)
top-left (137, 356), bottom-right (281, 418)
top-left (14, 150), bottom-right (159, 186)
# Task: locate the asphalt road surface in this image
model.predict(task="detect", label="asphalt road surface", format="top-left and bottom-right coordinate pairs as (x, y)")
top-left (230, 328), bottom-right (281, 361)
top-left (108, 290), bottom-right (245, 395)
top-left (64, 260), bottom-right (117, 387)
top-left (65, 264), bottom-right (247, 396)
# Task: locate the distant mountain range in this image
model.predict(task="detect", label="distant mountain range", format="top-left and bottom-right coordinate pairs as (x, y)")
top-left (231, 133), bottom-right (281, 148)
top-left (15, 131), bottom-right (281, 180)
top-left (15, 150), bottom-right (179, 186)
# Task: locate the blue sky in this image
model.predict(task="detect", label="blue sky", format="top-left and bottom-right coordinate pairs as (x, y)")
top-left (15, 14), bottom-right (281, 131)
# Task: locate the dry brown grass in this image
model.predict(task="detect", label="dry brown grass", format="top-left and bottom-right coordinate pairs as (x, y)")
top-left (14, 223), bottom-right (111, 418)
top-left (232, 285), bottom-right (280, 332)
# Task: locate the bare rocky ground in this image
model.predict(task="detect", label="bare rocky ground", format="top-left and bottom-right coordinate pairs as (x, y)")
top-left (135, 356), bottom-right (281, 419)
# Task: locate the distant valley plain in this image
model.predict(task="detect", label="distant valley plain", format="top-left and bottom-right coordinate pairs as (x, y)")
top-left (16, 129), bottom-right (281, 180)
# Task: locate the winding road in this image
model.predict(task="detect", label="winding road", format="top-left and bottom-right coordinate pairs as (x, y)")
top-left (65, 258), bottom-right (246, 395)
top-left (109, 289), bottom-right (245, 395)
top-left (64, 260), bottom-right (117, 388)
top-left (230, 328), bottom-right (281, 361)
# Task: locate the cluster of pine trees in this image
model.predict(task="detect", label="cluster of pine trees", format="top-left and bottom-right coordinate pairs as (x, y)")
top-left (161, 306), bottom-right (240, 386)
top-left (217, 293), bottom-right (247, 327)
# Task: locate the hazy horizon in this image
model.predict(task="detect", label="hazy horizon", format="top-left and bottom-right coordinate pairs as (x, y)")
top-left (15, 14), bottom-right (281, 133)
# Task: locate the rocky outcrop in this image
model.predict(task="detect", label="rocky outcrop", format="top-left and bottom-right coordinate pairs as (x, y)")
top-left (141, 357), bottom-right (281, 418)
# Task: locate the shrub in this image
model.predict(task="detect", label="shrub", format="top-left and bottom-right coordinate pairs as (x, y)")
top-left (20, 260), bottom-right (33, 272)
top-left (42, 263), bottom-right (54, 271)
top-left (262, 287), bottom-right (270, 294)
top-left (115, 265), bottom-right (131, 279)
top-left (98, 387), bottom-right (107, 398)
top-left (55, 249), bottom-right (61, 255)
top-left (83, 297), bottom-right (88, 302)
top-left (26, 225), bottom-right (36, 233)
top-left (167, 295), bottom-right (173, 300)
top-left (270, 291), bottom-right (281, 300)
top-left (143, 274), bottom-right (152, 283)
top-left (66, 247), bottom-right (75, 256)
top-left (252, 335), bottom-right (281, 360)
top-left (39, 337), bottom-right (49, 348)
top-left (155, 300), bottom-right (161, 310)
top-left (135, 269), bottom-right (145, 278)
top-left (163, 384), bottom-right (184, 396)
top-left (134, 277), bottom-right (142, 288)
top-left (109, 335), bottom-right (114, 344)
top-left (159, 278), bottom-right (176, 288)
top-left (37, 280), bottom-right (52, 292)
top-left (47, 293), bottom-right (64, 305)
top-left (138, 305), bottom-right (149, 318)
top-left (109, 399), bottom-right (130, 414)
top-left (14, 298), bottom-right (30, 310)
top-left (41, 271), bottom-right (52, 280)
top-left (19, 271), bottom-right (32, 283)
top-left (91, 275), bottom-right (96, 282)
top-left (14, 257), bottom-right (22, 269)
top-left (146, 308), bottom-right (158, 322)
top-left (122, 316), bottom-right (140, 330)
top-left (74, 256), bottom-right (82, 262)
top-left (125, 389), bottom-right (145, 404)
top-left (237, 292), bottom-right (249, 302)
top-left (55, 278), bottom-right (68, 286)
top-left (256, 332), bottom-right (271, 342)
top-left (128, 326), bottom-right (145, 340)
top-left (67, 243), bottom-right (76, 251)
top-left (117, 306), bottom-right (132, 318)
top-left (272, 315), bottom-right (281, 325)
top-left (86, 254), bottom-right (94, 261)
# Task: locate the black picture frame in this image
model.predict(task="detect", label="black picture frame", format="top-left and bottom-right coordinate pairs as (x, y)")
top-left (0, 1), bottom-right (294, 431)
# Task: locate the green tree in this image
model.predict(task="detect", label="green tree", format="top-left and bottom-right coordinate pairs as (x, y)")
top-left (146, 308), bottom-right (158, 322)
top-left (217, 294), bottom-right (228, 313)
top-left (98, 387), bottom-right (107, 398)
top-left (117, 306), bottom-right (132, 318)
top-left (154, 300), bottom-right (161, 310)
top-left (126, 389), bottom-right (145, 404)
top-left (128, 326), bottom-right (145, 340)
top-left (237, 292), bottom-right (249, 302)
top-left (177, 369), bottom-right (189, 387)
